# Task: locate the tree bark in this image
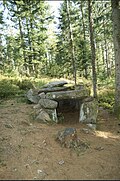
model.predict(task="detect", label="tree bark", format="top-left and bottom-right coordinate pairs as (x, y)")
top-left (111, 0), bottom-right (120, 118)
top-left (16, 4), bottom-right (28, 73)
top-left (66, 0), bottom-right (77, 87)
top-left (88, 0), bottom-right (97, 98)
top-left (103, 17), bottom-right (109, 77)
top-left (80, 1), bottom-right (88, 79)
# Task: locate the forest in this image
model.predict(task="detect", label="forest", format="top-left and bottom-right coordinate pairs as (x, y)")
top-left (0, 0), bottom-right (120, 180)
top-left (0, 0), bottom-right (120, 116)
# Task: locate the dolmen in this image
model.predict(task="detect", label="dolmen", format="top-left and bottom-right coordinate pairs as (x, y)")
top-left (26, 80), bottom-right (98, 125)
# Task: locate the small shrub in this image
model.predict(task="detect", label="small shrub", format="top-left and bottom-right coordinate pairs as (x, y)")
top-left (98, 88), bottom-right (115, 110)
top-left (17, 79), bottom-right (35, 90)
top-left (34, 80), bottom-right (47, 88)
top-left (0, 79), bottom-right (20, 99)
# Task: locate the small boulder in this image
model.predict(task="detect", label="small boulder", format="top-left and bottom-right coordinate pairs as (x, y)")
top-left (39, 92), bottom-right (46, 99)
top-left (56, 128), bottom-right (89, 153)
top-left (26, 89), bottom-right (39, 104)
top-left (35, 109), bottom-right (51, 123)
top-left (56, 128), bottom-right (77, 148)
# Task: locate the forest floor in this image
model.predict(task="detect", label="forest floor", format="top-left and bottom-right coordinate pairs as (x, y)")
top-left (0, 98), bottom-right (120, 180)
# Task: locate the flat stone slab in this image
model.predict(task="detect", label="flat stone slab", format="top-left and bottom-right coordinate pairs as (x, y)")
top-left (38, 98), bottom-right (58, 109)
top-left (43, 80), bottom-right (68, 88)
top-left (46, 89), bottom-right (90, 100)
top-left (38, 86), bottom-right (68, 94)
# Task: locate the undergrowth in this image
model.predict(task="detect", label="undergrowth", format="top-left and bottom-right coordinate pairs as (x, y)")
top-left (0, 75), bottom-right (48, 100)
top-left (98, 87), bottom-right (115, 111)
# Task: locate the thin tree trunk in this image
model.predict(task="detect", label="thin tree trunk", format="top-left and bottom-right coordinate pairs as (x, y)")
top-left (26, 18), bottom-right (32, 63)
top-left (111, 0), bottom-right (120, 118)
top-left (101, 43), bottom-right (105, 72)
top-left (66, 0), bottom-right (77, 87)
top-left (88, 0), bottom-right (97, 98)
top-left (103, 18), bottom-right (109, 77)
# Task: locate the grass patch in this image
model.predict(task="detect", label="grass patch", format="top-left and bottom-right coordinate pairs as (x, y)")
top-left (0, 74), bottom-right (49, 100)
top-left (0, 79), bottom-right (21, 99)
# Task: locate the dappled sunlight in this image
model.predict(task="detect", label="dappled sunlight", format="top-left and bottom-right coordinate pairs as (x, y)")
top-left (95, 130), bottom-right (120, 139)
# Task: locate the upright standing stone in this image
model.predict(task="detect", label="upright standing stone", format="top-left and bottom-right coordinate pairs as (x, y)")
top-left (45, 109), bottom-right (58, 123)
top-left (79, 98), bottom-right (98, 124)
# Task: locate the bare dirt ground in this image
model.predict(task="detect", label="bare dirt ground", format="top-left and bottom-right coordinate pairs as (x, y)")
top-left (0, 99), bottom-right (120, 180)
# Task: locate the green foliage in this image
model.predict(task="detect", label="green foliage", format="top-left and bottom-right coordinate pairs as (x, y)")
top-left (98, 88), bottom-right (115, 110)
top-left (34, 79), bottom-right (47, 88)
top-left (17, 79), bottom-right (35, 90)
top-left (0, 79), bottom-right (21, 99)
top-left (0, 74), bottom-right (48, 99)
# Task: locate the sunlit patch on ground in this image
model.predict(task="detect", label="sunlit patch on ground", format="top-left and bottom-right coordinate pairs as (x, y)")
top-left (95, 131), bottom-right (120, 139)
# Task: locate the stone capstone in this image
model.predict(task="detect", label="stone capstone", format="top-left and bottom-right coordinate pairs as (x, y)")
top-left (38, 86), bottom-right (69, 94)
top-left (46, 89), bottom-right (90, 100)
top-left (38, 98), bottom-right (58, 109)
top-left (43, 80), bottom-right (68, 88)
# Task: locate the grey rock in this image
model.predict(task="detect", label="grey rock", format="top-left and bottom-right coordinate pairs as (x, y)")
top-left (43, 80), bottom-right (68, 88)
top-left (79, 98), bottom-right (98, 124)
top-left (39, 92), bottom-right (46, 99)
top-left (87, 123), bottom-right (96, 130)
top-left (4, 123), bottom-right (13, 129)
top-left (33, 104), bottom-right (41, 109)
top-left (26, 89), bottom-right (39, 104)
top-left (56, 128), bottom-right (77, 147)
top-left (37, 169), bottom-right (47, 180)
top-left (58, 160), bottom-right (65, 165)
top-left (38, 86), bottom-right (68, 94)
top-left (38, 98), bottom-right (58, 109)
top-left (45, 109), bottom-right (58, 123)
top-left (35, 109), bottom-right (51, 123)
top-left (46, 89), bottom-right (90, 100)
top-left (94, 146), bottom-right (104, 151)
top-left (82, 128), bottom-right (89, 134)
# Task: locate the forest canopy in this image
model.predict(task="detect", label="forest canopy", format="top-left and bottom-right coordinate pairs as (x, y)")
top-left (0, 0), bottom-right (114, 79)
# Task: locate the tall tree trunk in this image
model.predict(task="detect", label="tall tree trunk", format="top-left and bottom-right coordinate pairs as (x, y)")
top-left (80, 1), bottom-right (88, 79)
top-left (111, 0), bottom-right (120, 118)
top-left (88, 0), bottom-right (97, 98)
top-left (66, 0), bottom-right (77, 87)
top-left (16, 5), bottom-right (27, 72)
